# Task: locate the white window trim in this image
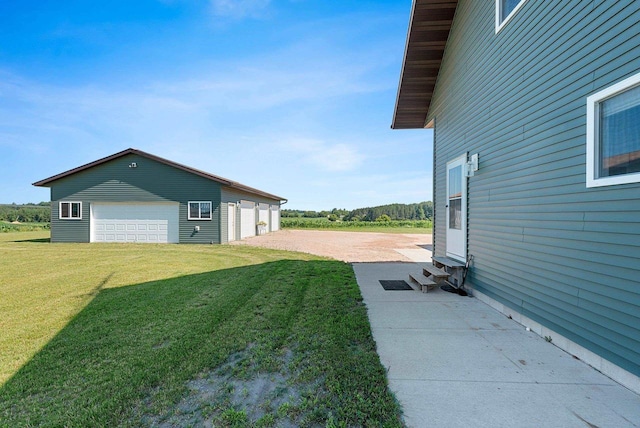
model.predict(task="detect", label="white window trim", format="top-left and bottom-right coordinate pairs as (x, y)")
top-left (586, 72), bottom-right (640, 188)
top-left (59, 201), bottom-right (82, 220)
top-left (188, 201), bottom-right (212, 220)
top-left (495, 0), bottom-right (528, 33)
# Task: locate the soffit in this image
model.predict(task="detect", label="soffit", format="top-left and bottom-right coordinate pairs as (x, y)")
top-left (391, 0), bottom-right (458, 129)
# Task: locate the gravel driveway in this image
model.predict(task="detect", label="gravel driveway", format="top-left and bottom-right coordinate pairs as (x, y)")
top-left (230, 229), bottom-right (433, 263)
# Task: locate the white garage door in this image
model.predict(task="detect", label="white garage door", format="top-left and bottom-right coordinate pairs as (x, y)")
top-left (258, 203), bottom-right (270, 231)
top-left (91, 203), bottom-right (179, 243)
top-left (270, 205), bottom-right (280, 231)
top-left (240, 201), bottom-right (256, 239)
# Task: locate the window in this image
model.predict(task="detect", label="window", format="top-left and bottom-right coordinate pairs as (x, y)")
top-left (495, 0), bottom-right (527, 33)
top-left (448, 166), bottom-right (462, 230)
top-left (587, 73), bottom-right (640, 187)
top-left (59, 201), bottom-right (82, 220)
top-left (188, 201), bottom-right (212, 220)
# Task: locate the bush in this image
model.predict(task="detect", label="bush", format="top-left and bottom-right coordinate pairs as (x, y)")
top-left (375, 215), bottom-right (392, 222)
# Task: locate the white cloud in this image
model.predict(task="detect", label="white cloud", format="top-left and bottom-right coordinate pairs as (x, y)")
top-left (278, 138), bottom-right (365, 172)
top-left (152, 51), bottom-right (386, 112)
top-left (210, 0), bottom-right (271, 19)
top-left (0, 5), bottom-right (428, 205)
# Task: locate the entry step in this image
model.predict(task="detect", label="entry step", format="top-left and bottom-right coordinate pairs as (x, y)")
top-left (409, 273), bottom-right (437, 293)
top-left (422, 264), bottom-right (450, 281)
top-left (432, 256), bottom-right (466, 288)
top-left (432, 256), bottom-right (465, 269)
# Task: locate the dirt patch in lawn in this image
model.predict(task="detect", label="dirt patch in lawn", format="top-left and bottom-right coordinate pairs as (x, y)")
top-left (230, 229), bottom-right (432, 263)
top-left (141, 345), bottom-right (325, 428)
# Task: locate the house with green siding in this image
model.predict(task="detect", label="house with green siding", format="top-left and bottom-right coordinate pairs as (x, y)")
top-left (392, 0), bottom-right (640, 393)
top-left (33, 148), bottom-right (285, 244)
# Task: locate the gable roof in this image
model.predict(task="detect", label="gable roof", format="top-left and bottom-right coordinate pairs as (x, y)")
top-left (33, 148), bottom-right (286, 202)
top-left (391, 0), bottom-right (458, 129)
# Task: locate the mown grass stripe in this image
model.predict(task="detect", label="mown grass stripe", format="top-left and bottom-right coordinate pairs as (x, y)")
top-left (0, 231), bottom-right (403, 427)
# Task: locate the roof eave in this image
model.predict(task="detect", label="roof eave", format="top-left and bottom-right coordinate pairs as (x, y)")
top-left (33, 148), bottom-right (286, 202)
top-left (391, 0), bottom-right (458, 130)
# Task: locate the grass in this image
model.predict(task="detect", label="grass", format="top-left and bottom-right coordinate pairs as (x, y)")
top-left (0, 221), bottom-right (50, 233)
top-left (281, 218), bottom-right (432, 234)
top-left (0, 231), bottom-right (403, 427)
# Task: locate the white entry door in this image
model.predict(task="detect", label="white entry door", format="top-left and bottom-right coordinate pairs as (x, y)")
top-left (270, 205), bottom-right (280, 231)
top-left (227, 203), bottom-right (236, 242)
top-left (446, 154), bottom-right (467, 261)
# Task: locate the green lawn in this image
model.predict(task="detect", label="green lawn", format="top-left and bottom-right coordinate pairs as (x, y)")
top-left (281, 218), bottom-right (432, 234)
top-left (0, 221), bottom-right (50, 233)
top-left (0, 231), bottom-right (403, 427)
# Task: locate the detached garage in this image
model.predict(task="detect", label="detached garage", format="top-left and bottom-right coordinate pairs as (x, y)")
top-left (33, 148), bottom-right (286, 244)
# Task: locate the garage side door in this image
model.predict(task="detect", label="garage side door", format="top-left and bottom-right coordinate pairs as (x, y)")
top-left (240, 201), bottom-right (256, 239)
top-left (92, 203), bottom-right (179, 243)
top-left (270, 205), bottom-right (280, 231)
top-left (227, 203), bottom-right (236, 242)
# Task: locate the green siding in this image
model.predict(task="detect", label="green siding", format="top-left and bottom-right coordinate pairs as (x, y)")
top-left (428, 0), bottom-right (640, 376)
top-left (50, 154), bottom-right (222, 244)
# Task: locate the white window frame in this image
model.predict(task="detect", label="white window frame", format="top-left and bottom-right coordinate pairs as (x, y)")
top-left (586, 72), bottom-right (640, 188)
top-left (495, 0), bottom-right (528, 33)
top-left (59, 201), bottom-right (82, 220)
top-left (188, 201), bottom-right (212, 220)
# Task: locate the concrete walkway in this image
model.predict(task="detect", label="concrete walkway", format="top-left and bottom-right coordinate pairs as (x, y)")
top-left (353, 262), bottom-right (640, 428)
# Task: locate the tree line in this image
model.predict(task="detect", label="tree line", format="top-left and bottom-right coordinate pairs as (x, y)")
top-left (281, 208), bottom-right (350, 219)
top-left (0, 203), bottom-right (51, 223)
top-left (343, 202), bottom-right (433, 221)
top-left (282, 201), bottom-right (433, 222)
top-left (2, 201), bottom-right (434, 224)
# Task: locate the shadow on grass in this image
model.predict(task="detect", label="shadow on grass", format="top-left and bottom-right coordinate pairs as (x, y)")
top-left (11, 237), bottom-right (51, 243)
top-left (0, 259), bottom-right (403, 427)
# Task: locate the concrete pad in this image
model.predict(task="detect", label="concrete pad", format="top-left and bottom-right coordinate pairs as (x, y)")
top-left (393, 380), bottom-right (638, 428)
top-left (353, 262), bottom-right (640, 428)
top-left (353, 262), bottom-right (456, 303)
top-left (395, 248), bottom-right (432, 262)
top-left (365, 301), bottom-right (473, 330)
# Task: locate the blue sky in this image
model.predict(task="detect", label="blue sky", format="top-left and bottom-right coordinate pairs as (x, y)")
top-left (0, 0), bottom-right (433, 210)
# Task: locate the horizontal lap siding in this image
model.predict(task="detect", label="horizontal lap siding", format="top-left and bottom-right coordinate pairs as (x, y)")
top-left (50, 202), bottom-right (91, 243)
top-left (51, 154), bottom-right (222, 244)
top-left (429, 0), bottom-right (640, 376)
top-left (220, 188), bottom-right (281, 243)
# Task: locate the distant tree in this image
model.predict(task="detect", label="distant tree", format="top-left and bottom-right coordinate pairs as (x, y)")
top-left (331, 208), bottom-right (349, 217)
